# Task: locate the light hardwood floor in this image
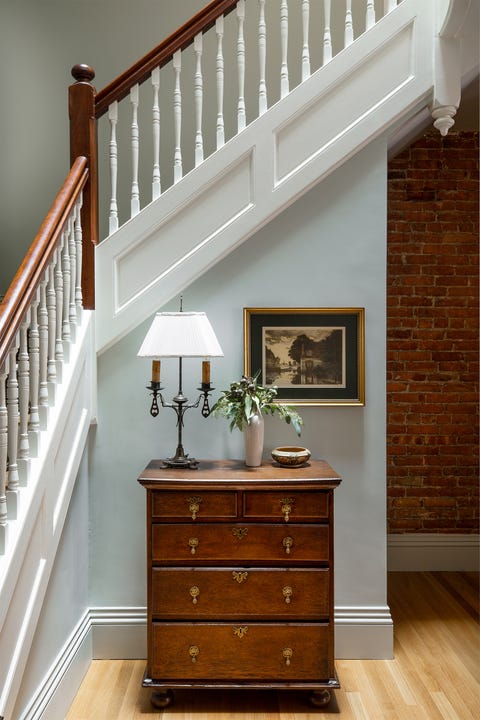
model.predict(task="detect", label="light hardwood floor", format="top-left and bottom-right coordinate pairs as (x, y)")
top-left (67, 572), bottom-right (479, 719)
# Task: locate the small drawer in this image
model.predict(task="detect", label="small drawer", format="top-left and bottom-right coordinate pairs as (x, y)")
top-left (151, 622), bottom-right (330, 681)
top-left (243, 491), bottom-right (329, 522)
top-left (151, 523), bottom-right (329, 565)
top-left (151, 567), bottom-right (329, 619)
top-left (151, 491), bottom-right (237, 520)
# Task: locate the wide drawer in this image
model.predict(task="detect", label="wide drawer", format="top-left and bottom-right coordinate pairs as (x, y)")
top-left (151, 524), bottom-right (329, 565)
top-left (151, 568), bottom-right (329, 619)
top-left (243, 491), bottom-right (329, 522)
top-left (151, 622), bottom-right (330, 680)
top-left (151, 490), bottom-right (237, 520)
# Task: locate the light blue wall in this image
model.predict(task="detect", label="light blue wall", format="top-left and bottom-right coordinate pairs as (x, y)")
top-left (91, 136), bottom-right (387, 613)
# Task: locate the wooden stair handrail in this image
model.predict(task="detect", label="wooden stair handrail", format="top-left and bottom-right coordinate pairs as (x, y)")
top-left (94, 0), bottom-right (239, 117)
top-left (0, 156), bottom-right (88, 369)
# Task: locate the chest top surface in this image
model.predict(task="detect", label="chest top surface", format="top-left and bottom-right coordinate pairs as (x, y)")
top-left (137, 458), bottom-right (342, 491)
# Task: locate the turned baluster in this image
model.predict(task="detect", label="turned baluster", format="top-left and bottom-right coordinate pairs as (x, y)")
top-left (68, 214), bottom-right (78, 341)
top-left (74, 195), bottom-right (84, 314)
top-left (54, 239), bottom-right (64, 381)
top-left (301, 0), bottom-right (310, 81)
top-left (131, 84), bottom-right (140, 217)
top-left (152, 68), bottom-right (161, 200)
top-left (194, 33), bottom-right (204, 167)
top-left (7, 342), bottom-right (20, 497)
top-left (17, 316), bottom-right (30, 483)
top-left (366, 1), bottom-right (375, 30)
top-left (215, 16), bottom-right (225, 149)
top-left (0, 358), bottom-right (8, 546)
top-left (38, 275), bottom-right (49, 427)
top-left (237, 0), bottom-right (246, 131)
top-left (28, 290), bottom-right (41, 455)
top-left (323, 0), bottom-right (332, 65)
top-left (108, 101), bottom-right (119, 235)
top-left (173, 50), bottom-right (183, 184)
top-left (280, 0), bottom-right (289, 98)
top-left (47, 255), bottom-right (57, 397)
top-left (62, 220), bottom-right (72, 359)
top-left (384, 0), bottom-right (397, 13)
top-left (258, 0), bottom-right (267, 114)
top-left (345, 0), bottom-right (354, 46)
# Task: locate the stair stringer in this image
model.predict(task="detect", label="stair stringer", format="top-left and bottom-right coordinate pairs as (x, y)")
top-left (96, 0), bottom-right (433, 354)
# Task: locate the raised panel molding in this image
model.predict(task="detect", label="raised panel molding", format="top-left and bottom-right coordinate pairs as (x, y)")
top-left (95, 0), bottom-right (433, 354)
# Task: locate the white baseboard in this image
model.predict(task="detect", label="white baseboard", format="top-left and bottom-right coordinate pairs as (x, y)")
top-left (388, 533), bottom-right (480, 571)
top-left (90, 607), bottom-right (147, 660)
top-left (19, 611), bottom-right (92, 720)
top-left (335, 606), bottom-right (394, 659)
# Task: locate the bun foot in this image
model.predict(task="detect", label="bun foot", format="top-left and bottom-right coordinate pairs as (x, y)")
top-left (309, 689), bottom-right (331, 707)
top-left (151, 689), bottom-right (174, 708)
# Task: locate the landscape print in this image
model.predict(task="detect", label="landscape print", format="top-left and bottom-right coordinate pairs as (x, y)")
top-left (262, 326), bottom-right (346, 388)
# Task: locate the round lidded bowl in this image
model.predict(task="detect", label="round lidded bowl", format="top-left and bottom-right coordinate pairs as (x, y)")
top-left (271, 446), bottom-right (311, 467)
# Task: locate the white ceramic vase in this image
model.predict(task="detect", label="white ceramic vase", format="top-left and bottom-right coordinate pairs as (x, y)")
top-left (243, 412), bottom-right (265, 467)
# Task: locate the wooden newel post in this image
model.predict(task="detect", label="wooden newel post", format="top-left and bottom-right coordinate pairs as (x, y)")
top-left (69, 64), bottom-right (98, 310)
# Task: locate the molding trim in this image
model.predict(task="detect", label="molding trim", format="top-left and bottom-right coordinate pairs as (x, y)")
top-left (388, 533), bottom-right (480, 571)
top-left (335, 605), bottom-right (394, 660)
top-left (18, 611), bottom-right (91, 720)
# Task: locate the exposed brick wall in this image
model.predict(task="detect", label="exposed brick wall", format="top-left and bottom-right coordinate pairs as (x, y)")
top-left (387, 131), bottom-right (479, 533)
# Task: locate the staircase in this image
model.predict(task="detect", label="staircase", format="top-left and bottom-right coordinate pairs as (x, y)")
top-left (0, 1), bottom-right (476, 717)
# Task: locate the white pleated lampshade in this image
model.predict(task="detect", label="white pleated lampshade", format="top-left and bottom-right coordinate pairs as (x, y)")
top-left (137, 312), bottom-right (224, 358)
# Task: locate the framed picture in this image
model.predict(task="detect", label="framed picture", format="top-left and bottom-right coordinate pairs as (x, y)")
top-left (243, 308), bottom-right (365, 406)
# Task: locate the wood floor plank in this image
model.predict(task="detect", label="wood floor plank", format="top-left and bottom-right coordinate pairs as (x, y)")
top-left (66, 572), bottom-right (480, 720)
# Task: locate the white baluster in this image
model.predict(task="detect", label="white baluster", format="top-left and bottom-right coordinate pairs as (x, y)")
top-left (47, 255), bottom-right (57, 398)
top-left (237, 0), bottom-right (246, 132)
top-left (74, 195), bottom-right (83, 314)
top-left (258, 0), bottom-right (267, 114)
top-left (323, 0), bottom-right (332, 64)
top-left (17, 316), bottom-right (30, 484)
top-left (7, 343), bottom-right (19, 497)
top-left (194, 33), bottom-right (204, 167)
top-left (130, 84), bottom-right (140, 217)
top-left (62, 220), bottom-right (72, 359)
top-left (54, 238), bottom-right (64, 381)
top-left (108, 101), bottom-right (119, 234)
top-left (152, 67), bottom-right (161, 200)
top-left (68, 213), bottom-right (77, 341)
top-left (280, 0), bottom-right (289, 99)
top-left (28, 290), bottom-right (40, 456)
top-left (108, 100), bottom-right (118, 235)
top-left (366, 0), bottom-right (375, 30)
top-left (384, 0), bottom-right (397, 13)
top-left (345, 0), bottom-right (354, 46)
top-left (301, 0), bottom-right (311, 81)
top-left (173, 50), bottom-right (183, 183)
top-left (215, 16), bottom-right (225, 148)
top-left (38, 275), bottom-right (49, 428)
top-left (0, 359), bottom-right (9, 547)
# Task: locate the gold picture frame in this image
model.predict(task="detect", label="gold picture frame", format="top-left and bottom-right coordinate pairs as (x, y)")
top-left (243, 307), bottom-right (365, 406)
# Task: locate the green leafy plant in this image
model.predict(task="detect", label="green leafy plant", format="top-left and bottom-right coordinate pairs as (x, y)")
top-left (212, 372), bottom-right (303, 436)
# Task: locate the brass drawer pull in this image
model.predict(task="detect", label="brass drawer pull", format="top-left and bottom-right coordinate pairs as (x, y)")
top-left (187, 495), bottom-right (202, 520)
top-left (281, 497), bottom-right (295, 522)
top-left (232, 571), bottom-right (248, 584)
top-left (233, 626), bottom-right (248, 639)
top-left (283, 536), bottom-right (293, 554)
top-left (189, 645), bottom-right (200, 663)
top-left (232, 527), bottom-right (248, 540)
top-left (282, 586), bottom-right (293, 604)
top-left (190, 586), bottom-right (200, 604)
top-left (283, 647), bottom-right (293, 666)
top-left (188, 537), bottom-right (199, 555)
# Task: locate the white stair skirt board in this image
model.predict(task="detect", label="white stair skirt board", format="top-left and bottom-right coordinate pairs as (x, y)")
top-left (388, 534), bottom-right (480, 571)
top-left (96, 0), bottom-right (433, 354)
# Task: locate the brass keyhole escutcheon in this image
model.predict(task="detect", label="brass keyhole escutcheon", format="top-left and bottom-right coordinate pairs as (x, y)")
top-left (233, 626), bottom-right (248, 639)
top-left (232, 527), bottom-right (248, 540)
top-left (187, 495), bottom-right (202, 520)
top-left (283, 647), bottom-right (293, 666)
top-left (232, 571), bottom-right (249, 584)
top-left (189, 645), bottom-right (200, 663)
top-left (283, 536), bottom-right (293, 554)
top-left (190, 586), bottom-right (200, 604)
top-left (281, 497), bottom-right (295, 522)
top-left (282, 586), bottom-right (293, 604)
top-left (188, 537), bottom-right (199, 555)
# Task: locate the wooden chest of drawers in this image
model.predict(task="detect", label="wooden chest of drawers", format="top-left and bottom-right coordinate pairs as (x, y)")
top-left (137, 459), bottom-right (341, 708)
